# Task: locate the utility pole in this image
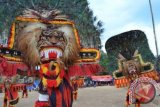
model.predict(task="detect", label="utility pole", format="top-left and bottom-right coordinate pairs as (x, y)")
top-left (149, 0), bottom-right (159, 57)
top-left (149, 0), bottom-right (159, 71)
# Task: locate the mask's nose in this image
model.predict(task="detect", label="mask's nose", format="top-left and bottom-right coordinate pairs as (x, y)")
top-left (49, 36), bottom-right (58, 45)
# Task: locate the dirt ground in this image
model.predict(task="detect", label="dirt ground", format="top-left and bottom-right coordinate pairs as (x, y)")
top-left (0, 86), bottom-right (160, 107)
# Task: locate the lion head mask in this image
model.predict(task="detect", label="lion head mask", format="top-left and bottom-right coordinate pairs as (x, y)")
top-left (13, 9), bottom-right (80, 69)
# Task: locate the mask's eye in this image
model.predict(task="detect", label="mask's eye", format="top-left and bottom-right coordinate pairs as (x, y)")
top-left (52, 31), bottom-right (59, 36)
top-left (42, 30), bottom-right (52, 36)
top-left (57, 32), bottom-right (65, 41)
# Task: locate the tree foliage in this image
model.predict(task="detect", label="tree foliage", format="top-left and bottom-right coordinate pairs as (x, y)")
top-left (99, 50), bottom-right (108, 71)
top-left (0, 0), bottom-right (103, 48)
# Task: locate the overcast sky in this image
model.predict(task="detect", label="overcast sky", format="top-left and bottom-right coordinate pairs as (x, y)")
top-left (88, 0), bottom-right (160, 56)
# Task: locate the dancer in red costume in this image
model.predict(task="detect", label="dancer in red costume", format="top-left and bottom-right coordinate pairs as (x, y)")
top-left (22, 86), bottom-right (28, 98)
top-left (113, 51), bottom-right (159, 107)
top-left (0, 7), bottom-right (101, 107)
top-left (3, 78), bottom-right (19, 107)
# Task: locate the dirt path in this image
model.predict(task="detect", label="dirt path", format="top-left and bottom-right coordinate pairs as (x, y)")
top-left (0, 86), bottom-right (160, 107)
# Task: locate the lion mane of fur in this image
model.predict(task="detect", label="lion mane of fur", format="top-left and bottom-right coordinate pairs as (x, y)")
top-left (15, 9), bottom-right (79, 69)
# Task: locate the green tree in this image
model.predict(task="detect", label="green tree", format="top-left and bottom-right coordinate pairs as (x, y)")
top-left (99, 51), bottom-right (108, 71)
top-left (0, 0), bottom-right (103, 49)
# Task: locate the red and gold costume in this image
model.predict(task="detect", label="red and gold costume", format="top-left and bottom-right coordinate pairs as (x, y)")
top-left (3, 79), bottom-right (19, 107)
top-left (113, 51), bottom-right (159, 107)
top-left (0, 8), bottom-right (101, 107)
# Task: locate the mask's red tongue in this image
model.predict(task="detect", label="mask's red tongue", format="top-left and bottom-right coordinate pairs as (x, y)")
top-left (49, 52), bottom-right (57, 60)
top-left (41, 51), bottom-right (58, 62)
